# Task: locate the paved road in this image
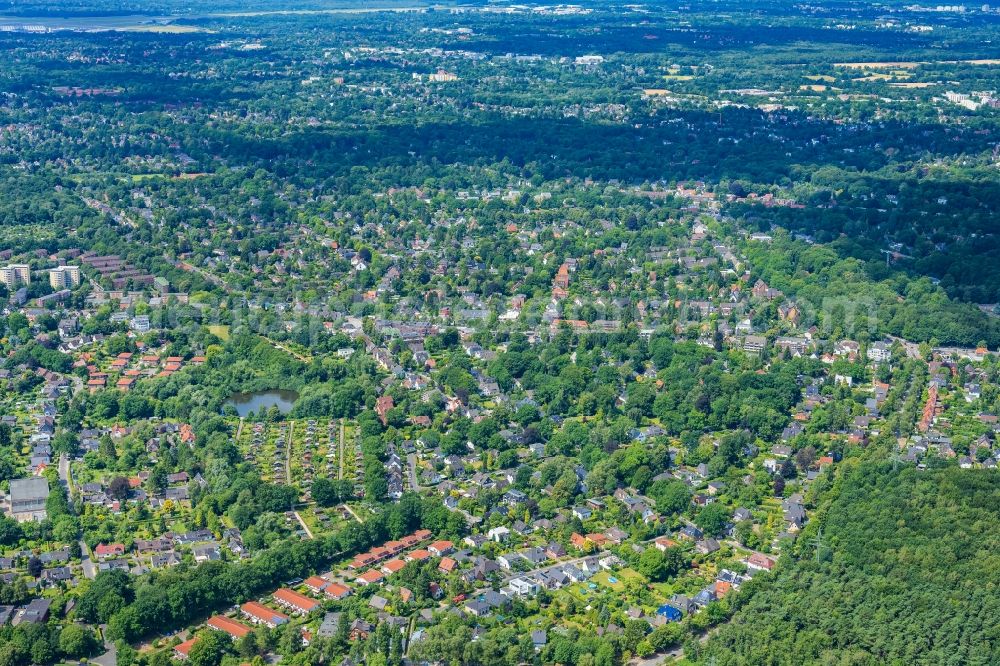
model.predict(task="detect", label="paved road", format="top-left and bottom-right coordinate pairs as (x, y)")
top-left (58, 453), bottom-right (73, 495)
top-left (79, 540), bottom-right (97, 580)
top-left (406, 453), bottom-right (423, 491)
top-left (90, 630), bottom-right (116, 666)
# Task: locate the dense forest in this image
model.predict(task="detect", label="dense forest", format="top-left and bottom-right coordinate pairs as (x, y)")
top-left (697, 455), bottom-right (1000, 665)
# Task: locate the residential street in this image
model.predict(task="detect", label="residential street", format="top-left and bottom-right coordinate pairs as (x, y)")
top-left (79, 540), bottom-right (97, 580)
top-left (407, 453), bottom-right (423, 491)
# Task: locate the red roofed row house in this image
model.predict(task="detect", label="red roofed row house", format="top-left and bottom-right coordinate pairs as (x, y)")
top-left (241, 601), bottom-right (289, 628)
top-left (347, 529), bottom-right (432, 570)
top-left (272, 588), bottom-right (320, 615)
top-left (356, 569), bottom-right (384, 586)
top-left (303, 576), bottom-right (353, 601)
top-left (175, 615), bottom-right (252, 659)
top-left (174, 638), bottom-right (198, 660)
top-left (206, 615), bottom-right (251, 639)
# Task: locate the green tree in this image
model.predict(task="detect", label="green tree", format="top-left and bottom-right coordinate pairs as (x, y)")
top-left (188, 630), bottom-right (232, 666)
top-left (59, 625), bottom-right (99, 659)
top-left (694, 503), bottom-right (729, 537)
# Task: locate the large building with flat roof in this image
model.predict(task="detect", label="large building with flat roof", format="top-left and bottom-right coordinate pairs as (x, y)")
top-left (0, 264), bottom-right (30, 290)
top-left (49, 265), bottom-right (81, 290)
top-left (7, 477), bottom-right (49, 522)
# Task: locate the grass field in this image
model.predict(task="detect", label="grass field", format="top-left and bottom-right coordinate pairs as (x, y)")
top-left (207, 325), bottom-right (231, 341)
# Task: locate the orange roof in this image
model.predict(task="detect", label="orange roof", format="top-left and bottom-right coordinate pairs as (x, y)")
top-left (241, 601), bottom-right (288, 625)
top-left (303, 576), bottom-right (329, 591)
top-left (714, 580), bottom-right (732, 598)
top-left (381, 559), bottom-right (406, 574)
top-left (413, 529), bottom-right (432, 540)
top-left (207, 615), bottom-right (251, 639)
top-left (273, 588), bottom-right (319, 612)
top-left (406, 549), bottom-right (431, 561)
top-left (324, 582), bottom-right (351, 599)
top-left (438, 557), bottom-right (457, 572)
top-left (428, 540), bottom-right (453, 553)
top-left (357, 569), bottom-right (384, 584)
top-left (174, 638), bottom-right (198, 656)
top-left (748, 553), bottom-right (776, 570)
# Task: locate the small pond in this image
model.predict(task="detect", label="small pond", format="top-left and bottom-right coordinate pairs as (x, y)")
top-left (224, 389), bottom-right (298, 417)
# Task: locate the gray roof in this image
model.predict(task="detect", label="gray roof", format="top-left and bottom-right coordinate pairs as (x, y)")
top-left (9, 477), bottom-right (49, 502)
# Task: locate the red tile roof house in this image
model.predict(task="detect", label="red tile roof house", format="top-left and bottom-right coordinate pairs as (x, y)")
top-left (375, 395), bottom-right (395, 425)
top-left (406, 549), bottom-right (431, 562)
top-left (384, 540), bottom-right (405, 555)
top-left (324, 582), bottom-right (352, 600)
top-left (174, 637), bottom-right (198, 660)
top-left (206, 615), bottom-right (251, 640)
top-left (272, 588), bottom-right (320, 614)
top-left (746, 553), bottom-right (777, 572)
top-left (303, 576), bottom-right (330, 594)
top-left (348, 552), bottom-right (379, 570)
top-left (438, 557), bottom-right (457, 574)
top-left (428, 540), bottom-right (454, 556)
top-left (356, 569), bottom-right (385, 586)
top-left (381, 559), bottom-right (407, 575)
top-left (94, 543), bottom-right (126, 560)
top-left (240, 601), bottom-right (289, 628)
